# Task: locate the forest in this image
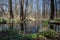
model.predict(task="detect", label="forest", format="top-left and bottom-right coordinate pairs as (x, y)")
top-left (0, 0), bottom-right (60, 40)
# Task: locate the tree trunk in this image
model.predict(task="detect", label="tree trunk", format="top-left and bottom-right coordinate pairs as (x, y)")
top-left (20, 0), bottom-right (24, 33)
top-left (25, 0), bottom-right (28, 18)
top-left (50, 0), bottom-right (55, 20)
top-left (50, 0), bottom-right (55, 29)
top-left (20, 0), bottom-right (24, 20)
top-left (9, 0), bottom-right (14, 19)
top-left (15, 0), bottom-right (18, 16)
top-left (59, 0), bottom-right (60, 17)
top-left (55, 0), bottom-right (58, 18)
top-left (42, 0), bottom-right (45, 19)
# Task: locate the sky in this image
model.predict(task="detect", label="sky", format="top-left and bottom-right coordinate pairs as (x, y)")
top-left (0, 0), bottom-right (60, 13)
top-left (0, 0), bottom-right (42, 11)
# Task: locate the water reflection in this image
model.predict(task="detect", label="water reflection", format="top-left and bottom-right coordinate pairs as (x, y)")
top-left (0, 21), bottom-right (43, 33)
top-left (53, 25), bottom-right (60, 32)
top-left (0, 24), bottom-right (9, 31)
top-left (0, 21), bottom-right (60, 33)
top-left (49, 24), bottom-right (60, 32)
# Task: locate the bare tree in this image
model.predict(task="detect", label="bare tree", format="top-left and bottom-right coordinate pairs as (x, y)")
top-left (50, 0), bottom-right (55, 29)
top-left (55, 0), bottom-right (58, 18)
top-left (50, 0), bottom-right (55, 20)
top-left (20, 0), bottom-right (24, 33)
top-left (15, 0), bottom-right (18, 16)
top-left (20, 0), bottom-right (24, 20)
top-left (42, 0), bottom-right (45, 19)
top-left (36, 0), bottom-right (39, 19)
top-left (9, 0), bottom-right (14, 19)
top-left (25, 0), bottom-right (28, 18)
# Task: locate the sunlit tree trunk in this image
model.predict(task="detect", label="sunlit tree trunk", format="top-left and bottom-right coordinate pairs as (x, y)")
top-left (55, 0), bottom-right (58, 18)
top-left (15, 0), bottom-right (18, 17)
top-left (42, 0), bottom-right (45, 19)
top-left (36, 0), bottom-right (39, 19)
top-left (59, 0), bottom-right (60, 17)
top-left (25, 0), bottom-right (28, 18)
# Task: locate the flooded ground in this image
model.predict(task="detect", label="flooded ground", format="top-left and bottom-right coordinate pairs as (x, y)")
top-left (0, 20), bottom-right (60, 34)
top-left (0, 21), bottom-right (43, 33)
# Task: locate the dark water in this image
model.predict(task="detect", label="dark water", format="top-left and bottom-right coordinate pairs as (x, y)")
top-left (0, 21), bottom-right (60, 33)
top-left (0, 21), bottom-right (43, 33)
top-left (51, 25), bottom-right (60, 32)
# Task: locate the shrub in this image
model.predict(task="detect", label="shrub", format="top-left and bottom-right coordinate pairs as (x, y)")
top-left (55, 19), bottom-right (60, 21)
top-left (42, 20), bottom-right (48, 27)
top-left (40, 30), bottom-right (58, 39)
top-left (25, 34), bottom-right (45, 40)
top-left (0, 18), bottom-right (7, 24)
top-left (7, 19), bottom-right (15, 24)
top-left (7, 19), bottom-right (21, 24)
top-left (25, 34), bottom-right (37, 40)
top-left (0, 30), bottom-right (58, 40)
top-left (0, 30), bottom-right (23, 40)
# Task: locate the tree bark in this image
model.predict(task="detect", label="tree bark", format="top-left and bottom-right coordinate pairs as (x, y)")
top-left (9, 0), bottom-right (14, 19)
top-left (20, 0), bottom-right (24, 33)
top-left (50, 0), bottom-right (55, 20)
top-left (50, 0), bottom-right (55, 29)
top-left (42, 0), bottom-right (45, 19)
top-left (55, 0), bottom-right (58, 18)
top-left (25, 0), bottom-right (28, 18)
top-left (15, 0), bottom-right (18, 16)
top-left (20, 0), bottom-right (24, 20)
